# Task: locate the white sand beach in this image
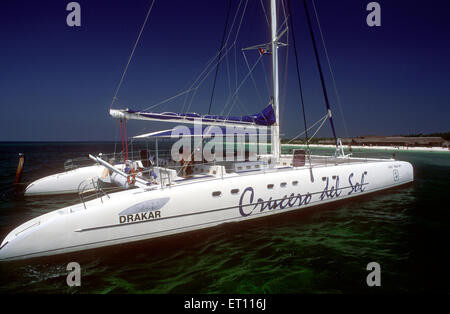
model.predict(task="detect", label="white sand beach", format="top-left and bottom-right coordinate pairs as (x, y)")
top-left (282, 143), bottom-right (450, 153)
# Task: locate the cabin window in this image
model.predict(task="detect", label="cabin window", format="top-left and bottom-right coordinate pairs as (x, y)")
top-left (267, 184), bottom-right (274, 189)
top-left (292, 180), bottom-right (298, 186)
top-left (231, 189), bottom-right (239, 194)
top-left (212, 170), bottom-right (217, 175)
top-left (255, 164), bottom-right (260, 168)
top-left (280, 182), bottom-right (287, 188)
top-left (246, 165), bottom-right (252, 169)
top-left (212, 191), bottom-right (222, 197)
top-left (237, 166), bottom-right (243, 170)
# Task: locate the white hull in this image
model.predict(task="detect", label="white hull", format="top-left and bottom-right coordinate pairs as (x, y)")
top-left (24, 164), bottom-right (106, 196)
top-left (0, 158), bottom-right (413, 261)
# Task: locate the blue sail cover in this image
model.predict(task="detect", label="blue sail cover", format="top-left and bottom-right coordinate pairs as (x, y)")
top-left (124, 104), bottom-right (276, 126)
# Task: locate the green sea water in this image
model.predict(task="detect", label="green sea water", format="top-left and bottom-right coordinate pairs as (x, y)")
top-left (0, 142), bottom-right (449, 294)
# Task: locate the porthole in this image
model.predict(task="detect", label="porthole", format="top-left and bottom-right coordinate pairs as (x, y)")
top-left (231, 189), bottom-right (239, 194)
top-left (267, 184), bottom-right (274, 189)
top-left (212, 191), bottom-right (222, 197)
top-left (292, 180), bottom-right (298, 186)
top-left (280, 182), bottom-right (287, 188)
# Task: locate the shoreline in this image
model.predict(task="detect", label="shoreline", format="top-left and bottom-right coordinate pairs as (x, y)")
top-left (282, 143), bottom-right (450, 153)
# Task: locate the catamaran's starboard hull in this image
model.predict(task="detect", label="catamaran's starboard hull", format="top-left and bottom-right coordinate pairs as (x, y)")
top-left (0, 160), bottom-right (413, 261)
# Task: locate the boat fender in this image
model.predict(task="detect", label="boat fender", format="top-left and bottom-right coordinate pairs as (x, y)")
top-left (127, 168), bottom-right (136, 185)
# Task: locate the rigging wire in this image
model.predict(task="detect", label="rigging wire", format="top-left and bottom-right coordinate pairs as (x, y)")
top-left (182, 0), bottom-right (249, 114)
top-left (287, 113), bottom-right (327, 144)
top-left (136, 0), bottom-right (269, 123)
top-left (119, 119), bottom-right (125, 162)
top-left (192, 0), bottom-right (249, 113)
top-left (222, 0), bottom-right (281, 118)
top-left (123, 119), bottom-right (129, 161)
top-left (208, 0), bottom-right (233, 115)
top-left (279, 0), bottom-right (290, 129)
top-left (279, 39), bottom-right (289, 130)
top-left (307, 113), bottom-right (329, 143)
top-left (114, 118), bottom-right (120, 156)
top-left (242, 50), bottom-right (264, 106)
top-left (109, 0), bottom-right (156, 110)
top-left (145, 0), bottom-right (246, 114)
top-left (222, 53), bottom-right (264, 118)
top-left (260, 55), bottom-right (271, 100)
top-left (138, 0), bottom-right (263, 121)
top-left (144, 0), bottom-right (250, 115)
top-left (144, 89), bottom-right (198, 111)
top-left (302, 0), bottom-right (338, 147)
top-left (287, 0), bottom-right (310, 153)
top-left (311, 0), bottom-right (350, 138)
top-left (259, 0), bottom-right (271, 29)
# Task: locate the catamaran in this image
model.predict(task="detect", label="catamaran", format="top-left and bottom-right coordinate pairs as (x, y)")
top-left (0, 0), bottom-right (413, 261)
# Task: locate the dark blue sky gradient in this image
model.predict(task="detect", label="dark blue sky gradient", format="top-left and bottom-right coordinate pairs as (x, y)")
top-left (0, 0), bottom-right (449, 141)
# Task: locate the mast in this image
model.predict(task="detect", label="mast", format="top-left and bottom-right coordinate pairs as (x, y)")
top-left (270, 0), bottom-right (281, 161)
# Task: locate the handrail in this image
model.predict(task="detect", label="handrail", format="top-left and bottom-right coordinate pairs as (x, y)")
top-left (78, 177), bottom-right (110, 209)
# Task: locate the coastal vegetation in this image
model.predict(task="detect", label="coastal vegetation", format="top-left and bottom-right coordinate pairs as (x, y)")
top-left (282, 132), bottom-right (450, 144)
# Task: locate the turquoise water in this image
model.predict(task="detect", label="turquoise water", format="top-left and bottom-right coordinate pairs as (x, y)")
top-left (0, 142), bottom-right (449, 293)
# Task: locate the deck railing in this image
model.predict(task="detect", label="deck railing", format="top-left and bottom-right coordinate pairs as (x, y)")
top-left (78, 178), bottom-right (112, 209)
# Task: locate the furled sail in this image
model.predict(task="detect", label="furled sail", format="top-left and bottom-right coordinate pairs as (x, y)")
top-left (110, 104), bottom-right (276, 127)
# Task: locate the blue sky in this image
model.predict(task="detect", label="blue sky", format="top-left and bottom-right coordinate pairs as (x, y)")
top-left (0, 0), bottom-right (449, 141)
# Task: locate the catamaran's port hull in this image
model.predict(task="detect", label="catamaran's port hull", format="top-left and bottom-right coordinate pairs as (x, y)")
top-left (0, 159), bottom-right (413, 261)
top-left (24, 164), bottom-right (106, 196)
